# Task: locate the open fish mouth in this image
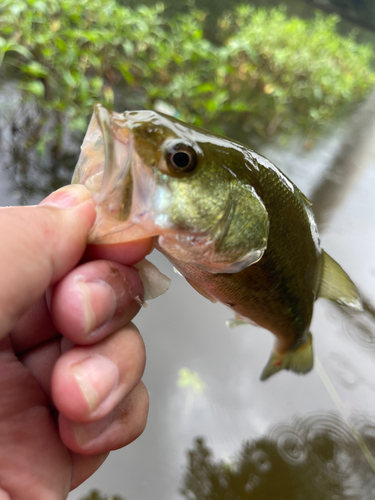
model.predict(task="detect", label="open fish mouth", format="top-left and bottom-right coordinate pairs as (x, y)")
top-left (72, 104), bottom-right (164, 244)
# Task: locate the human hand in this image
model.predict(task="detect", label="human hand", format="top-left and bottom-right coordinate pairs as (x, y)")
top-left (0, 185), bottom-right (152, 500)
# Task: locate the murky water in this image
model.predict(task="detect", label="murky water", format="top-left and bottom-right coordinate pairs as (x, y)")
top-left (1, 3), bottom-right (375, 499)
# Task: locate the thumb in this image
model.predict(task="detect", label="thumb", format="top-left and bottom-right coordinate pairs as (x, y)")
top-left (0, 185), bottom-right (96, 339)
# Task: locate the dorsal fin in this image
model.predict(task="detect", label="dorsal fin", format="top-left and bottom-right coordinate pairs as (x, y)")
top-left (316, 250), bottom-right (363, 310)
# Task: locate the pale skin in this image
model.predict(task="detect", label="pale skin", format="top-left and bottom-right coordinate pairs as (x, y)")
top-left (0, 184), bottom-right (153, 500)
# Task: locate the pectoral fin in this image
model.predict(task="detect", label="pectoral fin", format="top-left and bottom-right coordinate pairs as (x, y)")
top-left (226, 314), bottom-right (249, 328)
top-left (316, 250), bottom-right (363, 310)
top-left (260, 333), bottom-right (313, 381)
top-left (226, 314), bottom-right (259, 328)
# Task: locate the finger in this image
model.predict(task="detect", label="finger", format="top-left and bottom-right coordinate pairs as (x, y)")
top-left (0, 341), bottom-right (72, 500)
top-left (20, 338), bottom-right (61, 400)
top-left (0, 185), bottom-right (96, 340)
top-left (59, 382), bottom-right (149, 455)
top-left (84, 238), bottom-right (154, 266)
top-left (51, 323), bottom-right (146, 422)
top-left (10, 248), bottom-right (149, 354)
top-left (0, 488), bottom-right (11, 500)
top-left (51, 261), bottom-right (144, 344)
top-left (70, 452), bottom-right (109, 490)
top-left (10, 295), bottom-right (59, 354)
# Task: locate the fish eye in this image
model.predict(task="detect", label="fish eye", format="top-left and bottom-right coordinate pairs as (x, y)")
top-left (165, 143), bottom-right (198, 174)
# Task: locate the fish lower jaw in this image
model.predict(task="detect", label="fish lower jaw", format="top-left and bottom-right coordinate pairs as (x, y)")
top-left (157, 233), bottom-right (266, 274)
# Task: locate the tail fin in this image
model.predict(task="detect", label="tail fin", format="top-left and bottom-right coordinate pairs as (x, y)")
top-left (260, 333), bottom-right (314, 381)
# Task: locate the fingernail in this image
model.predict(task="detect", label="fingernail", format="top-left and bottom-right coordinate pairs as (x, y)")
top-left (72, 416), bottom-right (111, 447)
top-left (71, 355), bottom-right (119, 413)
top-left (76, 265), bottom-right (143, 337)
top-left (39, 184), bottom-right (92, 209)
top-left (77, 279), bottom-right (116, 335)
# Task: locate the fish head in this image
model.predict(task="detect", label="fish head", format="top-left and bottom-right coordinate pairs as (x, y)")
top-left (73, 104), bottom-right (269, 274)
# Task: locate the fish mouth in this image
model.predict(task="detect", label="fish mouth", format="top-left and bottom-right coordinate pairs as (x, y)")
top-left (72, 104), bottom-right (163, 244)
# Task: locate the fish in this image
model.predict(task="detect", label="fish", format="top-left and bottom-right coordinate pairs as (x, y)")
top-left (73, 104), bottom-right (363, 380)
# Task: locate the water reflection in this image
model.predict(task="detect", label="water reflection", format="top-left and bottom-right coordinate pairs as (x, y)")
top-left (309, 88), bottom-right (375, 230)
top-left (327, 352), bottom-right (368, 390)
top-left (181, 411), bottom-right (375, 499)
top-left (1, 98), bottom-right (78, 204)
top-left (333, 299), bottom-right (375, 354)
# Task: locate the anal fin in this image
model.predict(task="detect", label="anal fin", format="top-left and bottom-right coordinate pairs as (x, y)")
top-left (260, 333), bottom-right (313, 381)
top-left (316, 250), bottom-right (363, 310)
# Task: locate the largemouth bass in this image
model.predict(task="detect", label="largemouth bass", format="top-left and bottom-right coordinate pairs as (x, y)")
top-left (73, 104), bottom-right (362, 380)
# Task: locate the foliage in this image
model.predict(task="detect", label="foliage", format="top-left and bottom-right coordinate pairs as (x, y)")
top-left (306, 0), bottom-right (375, 31)
top-left (0, 0), bottom-right (374, 159)
top-left (79, 490), bottom-right (124, 500)
top-left (0, 0), bottom-right (173, 135)
top-left (216, 6), bottom-right (375, 137)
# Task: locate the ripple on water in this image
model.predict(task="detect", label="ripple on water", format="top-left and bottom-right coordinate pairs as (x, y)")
top-left (182, 412), bottom-right (375, 500)
top-left (340, 303), bottom-right (375, 353)
top-left (274, 427), bottom-right (308, 466)
top-left (268, 411), bottom-right (368, 499)
top-left (304, 412), bottom-right (356, 473)
top-left (250, 449), bottom-right (272, 474)
top-left (327, 352), bottom-right (360, 389)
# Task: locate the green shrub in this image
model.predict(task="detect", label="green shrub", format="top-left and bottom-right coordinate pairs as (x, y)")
top-left (0, 0), bottom-right (173, 134)
top-left (216, 5), bottom-right (375, 136)
top-left (79, 490), bottom-right (124, 500)
top-left (0, 0), bottom-right (374, 154)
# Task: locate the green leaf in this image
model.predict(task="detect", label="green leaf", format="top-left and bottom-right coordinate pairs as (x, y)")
top-left (0, 41), bottom-right (32, 60)
top-left (21, 81), bottom-right (45, 97)
top-left (62, 70), bottom-right (77, 88)
top-left (56, 38), bottom-right (67, 53)
top-left (20, 61), bottom-right (48, 77)
top-left (195, 82), bottom-right (215, 93)
top-left (103, 86), bottom-right (114, 104)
